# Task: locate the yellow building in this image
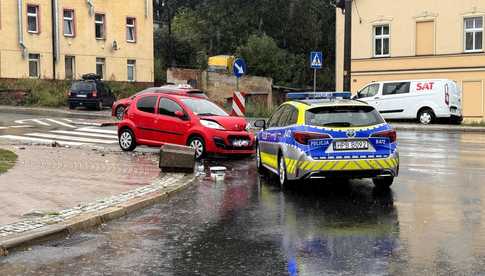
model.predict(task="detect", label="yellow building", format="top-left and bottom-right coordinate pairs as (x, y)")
top-left (336, 0), bottom-right (485, 121)
top-left (0, 0), bottom-right (154, 83)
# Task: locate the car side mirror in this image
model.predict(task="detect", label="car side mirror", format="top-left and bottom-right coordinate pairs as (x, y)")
top-left (352, 95), bottom-right (358, 100)
top-left (254, 119), bottom-right (266, 129)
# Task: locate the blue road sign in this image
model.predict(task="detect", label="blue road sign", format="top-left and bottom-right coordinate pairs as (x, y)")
top-left (310, 52), bottom-right (323, 69)
top-left (233, 58), bottom-right (247, 78)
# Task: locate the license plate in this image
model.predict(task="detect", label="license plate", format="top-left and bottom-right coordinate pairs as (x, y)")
top-left (232, 140), bottom-right (249, 147)
top-left (77, 94), bottom-right (87, 98)
top-left (333, 140), bottom-right (369, 151)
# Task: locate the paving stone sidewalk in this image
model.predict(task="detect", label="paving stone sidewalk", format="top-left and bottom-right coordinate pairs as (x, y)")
top-left (0, 145), bottom-right (162, 225)
top-left (0, 173), bottom-right (186, 239)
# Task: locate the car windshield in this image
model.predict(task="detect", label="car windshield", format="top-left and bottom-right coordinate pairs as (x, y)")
top-left (305, 105), bottom-right (385, 127)
top-left (71, 81), bottom-right (95, 91)
top-left (182, 98), bottom-right (228, 116)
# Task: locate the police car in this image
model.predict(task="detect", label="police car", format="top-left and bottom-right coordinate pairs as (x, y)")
top-left (254, 92), bottom-right (399, 188)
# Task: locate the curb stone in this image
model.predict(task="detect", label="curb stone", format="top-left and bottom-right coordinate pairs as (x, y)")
top-left (0, 173), bottom-right (195, 256)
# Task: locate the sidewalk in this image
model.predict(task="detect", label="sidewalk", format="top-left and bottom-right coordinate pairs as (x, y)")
top-left (0, 145), bottom-right (194, 254)
top-left (390, 122), bottom-right (485, 133)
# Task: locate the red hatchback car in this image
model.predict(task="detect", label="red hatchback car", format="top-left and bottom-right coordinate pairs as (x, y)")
top-left (117, 93), bottom-right (255, 158)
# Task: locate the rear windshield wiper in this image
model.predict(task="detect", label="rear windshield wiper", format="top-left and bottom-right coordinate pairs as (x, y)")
top-left (322, 122), bottom-right (352, 127)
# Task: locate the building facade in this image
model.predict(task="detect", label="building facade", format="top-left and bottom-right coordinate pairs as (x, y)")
top-left (0, 0), bottom-right (154, 83)
top-left (336, 0), bottom-right (485, 121)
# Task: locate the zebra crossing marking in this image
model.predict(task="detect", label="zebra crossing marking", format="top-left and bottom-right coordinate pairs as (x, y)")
top-left (76, 127), bottom-right (118, 135)
top-left (45, 118), bottom-right (76, 128)
top-left (24, 132), bottom-right (118, 144)
top-left (50, 130), bottom-right (118, 139)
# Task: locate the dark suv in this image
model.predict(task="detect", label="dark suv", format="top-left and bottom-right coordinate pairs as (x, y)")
top-left (68, 74), bottom-right (116, 110)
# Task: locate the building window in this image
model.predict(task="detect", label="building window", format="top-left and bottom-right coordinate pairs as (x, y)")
top-left (374, 25), bottom-right (390, 57)
top-left (464, 17), bottom-right (483, 52)
top-left (96, 58), bottom-right (105, 79)
top-left (27, 5), bottom-right (39, 33)
top-left (95, 13), bottom-right (105, 39)
top-left (127, 60), bottom-right (136, 82)
top-left (65, 56), bottom-right (75, 79)
top-left (28, 54), bottom-right (40, 78)
top-left (126, 17), bottom-right (136, 42)
top-left (63, 9), bottom-right (75, 37)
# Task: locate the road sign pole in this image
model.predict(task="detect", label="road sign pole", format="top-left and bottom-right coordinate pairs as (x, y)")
top-left (236, 77), bottom-right (239, 91)
top-left (313, 68), bottom-right (317, 92)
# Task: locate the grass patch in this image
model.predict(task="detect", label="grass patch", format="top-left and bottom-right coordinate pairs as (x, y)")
top-left (0, 149), bottom-right (17, 174)
top-left (0, 79), bottom-right (151, 108)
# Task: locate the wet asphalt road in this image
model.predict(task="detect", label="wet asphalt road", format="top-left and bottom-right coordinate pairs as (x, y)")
top-left (2, 130), bottom-right (485, 275)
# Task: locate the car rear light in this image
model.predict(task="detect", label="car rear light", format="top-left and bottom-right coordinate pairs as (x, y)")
top-left (371, 129), bottom-right (397, 143)
top-left (293, 131), bottom-right (330, 145)
top-left (92, 90), bottom-right (97, 97)
top-left (67, 90), bottom-right (71, 97)
top-left (445, 90), bottom-right (450, 106)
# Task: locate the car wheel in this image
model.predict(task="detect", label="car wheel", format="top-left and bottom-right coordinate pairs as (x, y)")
top-left (119, 128), bottom-right (136, 152)
top-left (418, 109), bottom-right (434, 125)
top-left (68, 103), bottom-right (76, 110)
top-left (256, 143), bottom-right (265, 174)
top-left (115, 106), bottom-right (125, 120)
top-left (189, 136), bottom-right (205, 160)
top-left (373, 176), bottom-right (394, 189)
top-left (278, 155), bottom-right (289, 189)
top-left (96, 101), bottom-right (103, 111)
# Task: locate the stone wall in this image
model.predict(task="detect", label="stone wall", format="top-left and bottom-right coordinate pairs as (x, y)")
top-left (167, 68), bottom-right (273, 108)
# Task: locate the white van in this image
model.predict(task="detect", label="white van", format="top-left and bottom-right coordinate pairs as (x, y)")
top-left (355, 79), bottom-right (462, 124)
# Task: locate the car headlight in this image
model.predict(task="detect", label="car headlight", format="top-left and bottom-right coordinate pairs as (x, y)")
top-left (200, 119), bottom-right (225, 130)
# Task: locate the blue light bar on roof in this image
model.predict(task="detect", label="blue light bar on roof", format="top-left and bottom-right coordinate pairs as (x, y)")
top-left (286, 92), bottom-right (352, 100)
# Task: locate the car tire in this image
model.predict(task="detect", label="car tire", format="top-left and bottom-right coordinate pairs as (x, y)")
top-left (96, 101), bottom-right (103, 111)
top-left (188, 136), bottom-right (205, 160)
top-left (115, 106), bottom-right (125, 120)
top-left (256, 143), bottom-right (265, 174)
top-left (373, 176), bottom-right (394, 189)
top-left (119, 128), bottom-right (136, 152)
top-left (418, 108), bottom-right (434, 125)
top-left (278, 155), bottom-right (290, 189)
top-left (68, 103), bottom-right (76, 110)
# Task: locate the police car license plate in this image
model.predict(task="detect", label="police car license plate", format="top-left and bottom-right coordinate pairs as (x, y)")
top-left (232, 140), bottom-right (249, 147)
top-left (333, 140), bottom-right (369, 151)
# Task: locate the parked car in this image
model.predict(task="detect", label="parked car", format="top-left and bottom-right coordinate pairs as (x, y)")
top-left (112, 85), bottom-right (208, 120)
top-left (117, 93), bottom-right (255, 159)
top-left (355, 79), bottom-right (462, 124)
top-left (68, 74), bottom-right (116, 111)
top-left (255, 92), bottom-right (399, 189)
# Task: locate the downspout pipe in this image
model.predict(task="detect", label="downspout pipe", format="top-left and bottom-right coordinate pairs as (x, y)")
top-left (17, 0), bottom-right (27, 58)
top-left (145, 0), bottom-right (149, 17)
top-left (86, 0), bottom-right (94, 16)
top-left (51, 0), bottom-right (60, 79)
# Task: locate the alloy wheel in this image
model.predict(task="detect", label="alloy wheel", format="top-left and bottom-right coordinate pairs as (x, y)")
top-left (279, 157), bottom-right (286, 187)
top-left (420, 112), bottom-right (432, 124)
top-left (120, 131), bottom-right (133, 150)
top-left (190, 139), bottom-right (204, 159)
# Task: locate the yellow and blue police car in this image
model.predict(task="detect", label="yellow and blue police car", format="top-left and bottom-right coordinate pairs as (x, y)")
top-left (254, 92), bottom-right (399, 188)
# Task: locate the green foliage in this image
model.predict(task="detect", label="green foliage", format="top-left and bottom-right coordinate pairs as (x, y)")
top-left (0, 149), bottom-right (17, 174)
top-left (155, 0), bottom-right (336, 89)
top-left (244, 96), bottom-right (276, 118)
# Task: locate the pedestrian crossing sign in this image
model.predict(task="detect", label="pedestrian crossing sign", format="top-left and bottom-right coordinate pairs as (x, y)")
top-left (310, 52), bottom-right (323, 69)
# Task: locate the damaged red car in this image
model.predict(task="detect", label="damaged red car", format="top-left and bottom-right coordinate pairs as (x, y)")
top-left (117, 93), bottom-right (255, 159)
